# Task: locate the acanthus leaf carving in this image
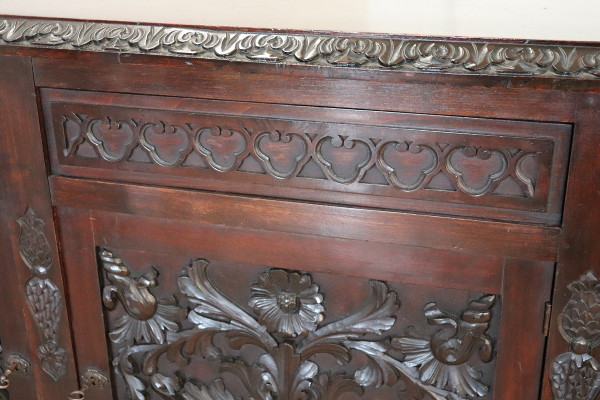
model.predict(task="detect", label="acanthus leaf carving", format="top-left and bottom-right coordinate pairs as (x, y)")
top-left (394, 295), bottom-right (495, 398)
top-left (17, 208), bottom-right (67, 381)
top-left (100, 248), bottom-right (496, 400)
top-left (100, 249), bottom-right (185, 346)
top-left (551, 271), bottom-right (600, 400)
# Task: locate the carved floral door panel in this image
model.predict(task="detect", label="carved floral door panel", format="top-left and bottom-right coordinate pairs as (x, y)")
top-left (54, 186), bottom-right (553, 400)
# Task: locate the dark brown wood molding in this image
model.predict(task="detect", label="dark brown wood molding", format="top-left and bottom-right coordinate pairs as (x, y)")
top-left (1, 17), bottom-right (600, 78)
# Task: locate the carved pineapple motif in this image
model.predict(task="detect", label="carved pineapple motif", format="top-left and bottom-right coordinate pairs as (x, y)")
top-left (551, 271), bottom-right (600, 400)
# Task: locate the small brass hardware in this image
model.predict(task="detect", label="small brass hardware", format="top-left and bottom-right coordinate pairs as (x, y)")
top-left (67, 368), bottom-right (108, 400)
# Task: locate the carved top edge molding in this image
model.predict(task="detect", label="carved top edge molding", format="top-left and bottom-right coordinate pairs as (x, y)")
top-left (2, 17), bottom-right (600, 79)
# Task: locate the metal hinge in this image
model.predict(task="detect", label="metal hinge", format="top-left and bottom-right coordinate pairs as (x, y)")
top-left (543, 302), bottom-right (552, 337)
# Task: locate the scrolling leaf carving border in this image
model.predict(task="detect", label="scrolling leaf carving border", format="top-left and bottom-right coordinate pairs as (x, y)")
top-left (99, 248), bottom-right (496, 400)
top-left (1, 18), bottom-right (600, 78)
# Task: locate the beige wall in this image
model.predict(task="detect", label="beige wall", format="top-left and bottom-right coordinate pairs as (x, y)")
top-left (0, 0), bottom-right (597, 41)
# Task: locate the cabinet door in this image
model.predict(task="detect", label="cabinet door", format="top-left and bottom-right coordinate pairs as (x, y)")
top-left (54, 179), bottom-right (554, 400)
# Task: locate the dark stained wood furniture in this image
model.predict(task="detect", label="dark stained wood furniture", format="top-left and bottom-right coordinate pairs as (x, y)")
top-left (0, 16), bottom-right (599, 400)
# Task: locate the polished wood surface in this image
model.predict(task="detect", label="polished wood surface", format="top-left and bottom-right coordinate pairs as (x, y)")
top-left (0, 56), bottom-right (77, 399)
top-left (0, 17), bottom-right (599, 400)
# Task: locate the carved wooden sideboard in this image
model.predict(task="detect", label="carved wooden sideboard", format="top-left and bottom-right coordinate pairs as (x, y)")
top-left (0, 16), bottom-right (600, 400)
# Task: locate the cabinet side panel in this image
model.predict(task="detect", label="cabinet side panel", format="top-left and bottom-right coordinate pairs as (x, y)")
top-left (541, 94), bottom-right (600, 400)
top-left (0, 56), bottom-right (77, 399)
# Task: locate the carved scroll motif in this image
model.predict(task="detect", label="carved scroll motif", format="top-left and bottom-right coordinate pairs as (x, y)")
top-left (2, 18), bottom-right (600, 78)
top-left (551, 271), bottom-right (600, 400)
top-left (99, 248), bottom-right (496, 400)
top-left (60, 114), bottom-right (542, 200)
top-left (17, 208), bottom-right (67, 382)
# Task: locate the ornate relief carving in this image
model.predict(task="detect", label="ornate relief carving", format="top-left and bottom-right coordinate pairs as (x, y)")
top-left (100, 249), bottom-right (186, 345)
top-left (551, 271), bottom-right (600, 400)
top-left (394, 295), bottom-right (495, 398)
top-left (2, 18), bottom-right (600, 78)
top-left (100, 248), bottom-right (496, 400)
top-left (17, 208), bottom-right (67, 381)
top-left (58, 113), bottom-right (546, 202)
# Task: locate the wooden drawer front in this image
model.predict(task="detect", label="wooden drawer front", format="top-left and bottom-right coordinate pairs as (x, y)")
top-left (43, 89), bottom-right (571, 224)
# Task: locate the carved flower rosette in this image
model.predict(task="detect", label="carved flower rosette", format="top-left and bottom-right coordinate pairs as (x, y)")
top-left (99, 248), bottom-right (497, 400)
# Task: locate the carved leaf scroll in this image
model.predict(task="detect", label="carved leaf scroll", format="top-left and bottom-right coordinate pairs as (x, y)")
top-left (3, 17), bottom-right (600, 78)
top-left (100, 248), bottom-right (496, 400)
top-left (17, 208), bottom-right (67, 381)
top-left (551, 271), bottom-right (600, 400)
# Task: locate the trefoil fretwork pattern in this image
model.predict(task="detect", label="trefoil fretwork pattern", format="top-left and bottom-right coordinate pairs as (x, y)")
top-left (59, 113), bottom-right (542, 200)
top-left (2, 18), bottom-right (600, 78)
top-left (550, 271), bottom-right (600, 400)
top-left (17, 208), bottom-right (67, 381)
top-left (99, 248), bottom-right (496, 400)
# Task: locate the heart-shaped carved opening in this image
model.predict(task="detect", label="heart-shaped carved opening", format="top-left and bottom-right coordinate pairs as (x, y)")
top-left (87, 118), bottom-right (135, 162)
top-left (195, 126), bottom-right (247, 172)
top-left (447, 147), bottom-right (507, 196)
top-left (378, 142), bottom-right (437, 191)
top-left (140, 122), bottom-right (191, 167)
top-left (255, 131), bottom-right (308, 179)
top-left (315, 136), bottom-right (371, 184)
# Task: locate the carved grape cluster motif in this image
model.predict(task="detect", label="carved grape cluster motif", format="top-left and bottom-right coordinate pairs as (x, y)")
top-left (100, 248), bottom-right (496, 400)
